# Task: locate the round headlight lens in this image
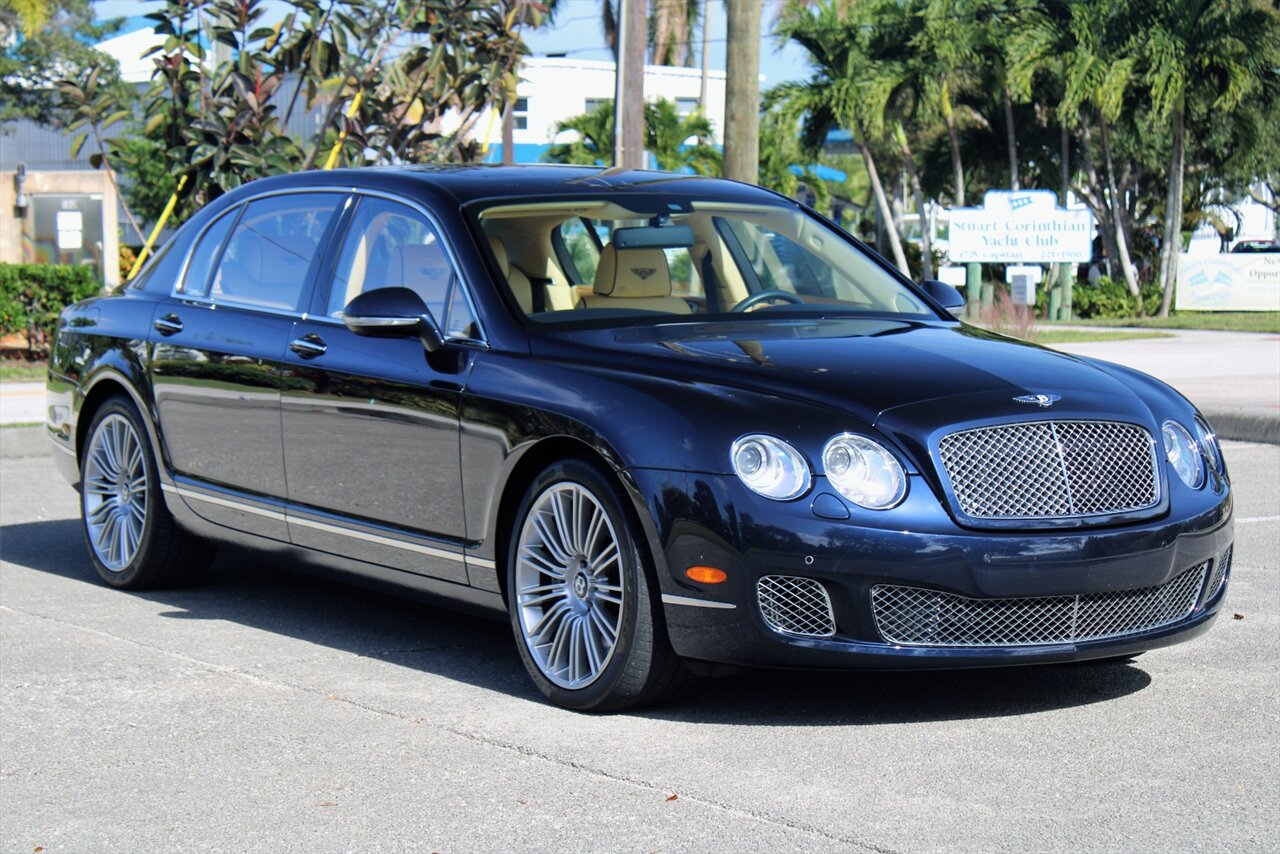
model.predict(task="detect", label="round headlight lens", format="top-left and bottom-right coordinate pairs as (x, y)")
top-left (731, 435), bottom-right (811, 500)
top-left (1193, 416), bottom-right (1223, 474)
top-left (1162, 420), bottom-right (1204, 488)
top-left (821, 434), bottom-right (906, 509)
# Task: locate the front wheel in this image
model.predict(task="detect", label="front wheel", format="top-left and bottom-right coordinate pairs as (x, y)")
top-left (80, 396), bottom-right (213, 589)
top-left (507, 460), bottom-right (690, 711)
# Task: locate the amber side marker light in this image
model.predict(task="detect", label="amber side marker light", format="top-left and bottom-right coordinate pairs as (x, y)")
top-left (685, 566), bottom-right (728, 584)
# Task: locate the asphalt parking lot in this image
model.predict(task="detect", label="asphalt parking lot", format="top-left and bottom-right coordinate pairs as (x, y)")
top-left (1, 442), bottom-right (1277, 852)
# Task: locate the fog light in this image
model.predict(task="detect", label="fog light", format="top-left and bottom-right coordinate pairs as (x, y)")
top-left (685, 566), bottom-right (727, 584)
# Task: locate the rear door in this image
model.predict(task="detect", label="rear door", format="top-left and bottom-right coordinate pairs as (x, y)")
top-left (280, 192), bottom-right (481, 583)
top-left (150, 191), bottom-right (346, 540)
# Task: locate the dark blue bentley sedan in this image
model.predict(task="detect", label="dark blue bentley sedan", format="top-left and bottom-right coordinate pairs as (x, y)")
top-left (46, 165), bottom-right (1233, 710)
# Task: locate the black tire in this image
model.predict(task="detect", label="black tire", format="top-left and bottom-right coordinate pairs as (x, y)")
top-left (79, 395), bottom-right (213, 589)
top-left (506, 459), bottom-right (691, 711)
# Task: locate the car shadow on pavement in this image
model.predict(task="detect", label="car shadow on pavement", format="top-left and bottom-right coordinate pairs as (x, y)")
top-left (3, 518), bottom-right (1151, 724)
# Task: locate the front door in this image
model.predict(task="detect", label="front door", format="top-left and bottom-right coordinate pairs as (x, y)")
top-left (281, 193), bottom-right (480, 583)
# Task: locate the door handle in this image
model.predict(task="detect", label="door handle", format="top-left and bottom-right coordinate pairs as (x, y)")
top-left (153, 314), bottom-right (183, 335)
top-left (289, 334), bottom-right (328, 359)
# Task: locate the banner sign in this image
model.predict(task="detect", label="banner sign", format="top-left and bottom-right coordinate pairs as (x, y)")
top-left (1176, 253), bottom-right (1280, 311)
top-left (948, 191), bottom-right (1094, 264)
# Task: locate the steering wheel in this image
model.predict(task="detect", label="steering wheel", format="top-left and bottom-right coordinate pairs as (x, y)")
top-left (730, 289), bottom-right (806, 313)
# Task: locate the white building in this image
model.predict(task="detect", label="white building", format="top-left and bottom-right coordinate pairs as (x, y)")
top-left (469, 57), bottom-right (728, 163)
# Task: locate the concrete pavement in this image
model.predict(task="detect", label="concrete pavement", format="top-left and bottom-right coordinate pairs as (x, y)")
top-left (2, 444), bottom-right (1277, 851)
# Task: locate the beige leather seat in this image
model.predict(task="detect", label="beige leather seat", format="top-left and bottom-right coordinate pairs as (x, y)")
top-left (578, 245), bottom-right (692, 314)
top-left (488, 235), bottom-right (534, 314)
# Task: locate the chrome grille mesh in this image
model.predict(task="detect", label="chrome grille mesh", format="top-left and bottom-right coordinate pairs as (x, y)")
top-left (757, 575), bottom-right (836, 637)
top-left (938, 420), bottom-right (1159, 520)
top-left (1204, 547), bottom-right (1232, 603)
top-left (871, 562), bottom-right (1208, 647)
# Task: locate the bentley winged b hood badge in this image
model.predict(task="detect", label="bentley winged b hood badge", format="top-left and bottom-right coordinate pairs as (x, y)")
top-left (1014, 393), bottom-right (1062, 407)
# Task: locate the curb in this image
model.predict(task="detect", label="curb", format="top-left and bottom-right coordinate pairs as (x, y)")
top-left (1204, 411), bottom-right (1280, 446)
top-left (0, 426), bottom-right (50, 459)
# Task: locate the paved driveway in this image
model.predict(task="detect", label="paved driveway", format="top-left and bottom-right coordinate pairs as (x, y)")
top-left (1, 444), bottom-right (1277, 852)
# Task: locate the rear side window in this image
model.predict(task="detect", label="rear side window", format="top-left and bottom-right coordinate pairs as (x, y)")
top-left (210, 193), bottom-right (342, 311)
top-left (179, 207), bottom-right (238, 297)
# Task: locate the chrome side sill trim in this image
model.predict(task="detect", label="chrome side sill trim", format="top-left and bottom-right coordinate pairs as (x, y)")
top-left (661, 593), bottom-right (736, 610)
top-left (468, 556), bottom-right (497, 571)
top-left (47, 435), bottom-right (76, 457)
top-left (287, 514), bottom-right (465, 563)
top-left (162, 483), bottom-right (287, 522)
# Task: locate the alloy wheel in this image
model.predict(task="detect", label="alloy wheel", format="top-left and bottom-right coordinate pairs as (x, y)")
top-left (514, 482), bottom-right (625, 689)
top-left (83, 413), bottom-right (148, 572)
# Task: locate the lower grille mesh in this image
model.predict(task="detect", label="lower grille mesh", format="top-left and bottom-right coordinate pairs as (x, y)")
top-left (1204, 547), bottom-right (1232, 603)
top-left (871, 562), bottom-right (1209, 647)
top-left (757, 575), bottom-right (836, 637)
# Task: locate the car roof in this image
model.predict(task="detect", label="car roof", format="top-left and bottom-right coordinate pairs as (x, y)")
top-left (215, 164), bottom-right (785, 208)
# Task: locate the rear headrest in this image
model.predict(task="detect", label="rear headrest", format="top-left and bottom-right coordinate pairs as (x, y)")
top-left (487, 235), bottom-right (509, 276)
top-left (229, 231), bottom-right (265, 278)
top-left (592, 244), bottom-right (672, 299)
top-left (390, 241), bottom-right (453, 308)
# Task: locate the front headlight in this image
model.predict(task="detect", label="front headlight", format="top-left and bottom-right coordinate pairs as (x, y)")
top-left (1162, 420), bottom-right (1204, 488)
top-left (821, 434), bottom-right (906, 509)
top-left (1194, 416), bottom-right (1223, 474)
top-left (731, 434), bottom-right (811, 500)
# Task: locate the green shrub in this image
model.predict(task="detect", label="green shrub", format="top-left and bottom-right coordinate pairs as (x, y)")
top-left (1069, 276), bottom-right (1162, 319)
top-left (0, 263), bottom-right (102, 353)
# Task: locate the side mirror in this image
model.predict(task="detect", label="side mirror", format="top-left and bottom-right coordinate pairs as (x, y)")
top-left (921, 279), bottom-right (966, 317)
top-left (342, 287), bottom-right (444, 352)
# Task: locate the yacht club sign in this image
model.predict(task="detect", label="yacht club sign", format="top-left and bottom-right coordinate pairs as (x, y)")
top-left (948, 191), bottom-right (1094, 263)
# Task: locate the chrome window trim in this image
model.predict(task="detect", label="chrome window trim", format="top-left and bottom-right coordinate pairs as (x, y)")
top-left (166, 185), bottom-right (489, 347)
top-left (173, 202), bottom-right (245, 297)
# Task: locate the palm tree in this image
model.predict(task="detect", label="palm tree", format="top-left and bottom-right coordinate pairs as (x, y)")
top-left (773, 1), bottom-right (910, 275)
top-left (724, 0), bottom-right (762, 183)
top-left (1008, 0), bottom-right (1144, 306)
top-left (652, 0), bottom-right (700, 66)
top-left (644, 99), bottom-right (721, 174)
top-left (918, 0), bottom-right (984, 207)
top-left (545, 100), bottom-right (615, 166)
top-left (1128, 0), bottom-right (1279, 315)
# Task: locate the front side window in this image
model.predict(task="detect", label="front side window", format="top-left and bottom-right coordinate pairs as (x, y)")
top-left (210, 193), bottom-right (342, 311)
top-left (329, 195), bottom-right (478, 340)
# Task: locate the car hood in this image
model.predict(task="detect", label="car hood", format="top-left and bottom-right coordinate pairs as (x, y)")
top-left (537, 317), bottom-right (1160, 462)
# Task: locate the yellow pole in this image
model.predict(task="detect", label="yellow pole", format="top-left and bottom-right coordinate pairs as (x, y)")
top-left (127, 174), bottom-right (189, 281)
top-left (322, 89), bottom-right (365, 170)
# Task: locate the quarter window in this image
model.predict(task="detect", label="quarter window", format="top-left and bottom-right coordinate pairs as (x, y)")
top-left (179, 207), bottom-right (238, 297)
top-left (210, 193), bottom-right (342, 311)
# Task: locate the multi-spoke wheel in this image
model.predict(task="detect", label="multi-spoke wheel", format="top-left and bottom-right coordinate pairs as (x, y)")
top-left (79, 396), bottom-right (212, 589)
top-left (507, 459), bottom-right (690, 711)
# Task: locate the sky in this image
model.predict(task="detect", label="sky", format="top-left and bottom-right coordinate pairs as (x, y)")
top-left (92, 0), bottom-right (814, 89)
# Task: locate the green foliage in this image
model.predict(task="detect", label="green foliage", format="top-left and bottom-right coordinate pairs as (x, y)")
top-left (0, 0), bottom-right (128, 128)
top-left (545, 99), bottom-right (615, 166)
top-left (544, 98), bottom-right (722, 176)
top-left (0, 263), bottom-right (101, 352)
top-left (1060, 276), bottom-right (1163, 319)
top-left (111, 136), bottom-right (180, 229)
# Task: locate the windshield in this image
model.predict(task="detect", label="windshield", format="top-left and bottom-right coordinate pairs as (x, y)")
top-left (474, 198), bottom-right (938, 325)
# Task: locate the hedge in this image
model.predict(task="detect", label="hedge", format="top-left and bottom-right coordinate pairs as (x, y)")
top-left (0, 263), bottom-right (103, 353)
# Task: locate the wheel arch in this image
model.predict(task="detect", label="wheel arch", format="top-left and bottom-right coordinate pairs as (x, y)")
top-left (489, 435), bottom-right (666, 608)
top-left (76, 370), bottom-right (170, 486)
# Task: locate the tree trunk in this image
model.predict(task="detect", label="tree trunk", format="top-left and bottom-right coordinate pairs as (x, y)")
top-left (941, 78), bottom-right (965, 206)
top-left (1157, 108), bottom-right (1186, 317)
top-left (501, 103), bottom-right (514, 165)
top-left (612, 0), bottom-right (645, 169)
top-left (895, 120), bottom-right (932, 280)
top-left (1002, 84), bottom-right (1019, 190)
top-left (723, 0), bottom-right (761, 183)
top-left (1059, 121), bottom-right (1072, 319)
top-left (859, 138), bottom-right (910, 275)
top-left (699, 0), bottom-right (711, 113)
top-left (1098, 116), bottom-right (1142, 310)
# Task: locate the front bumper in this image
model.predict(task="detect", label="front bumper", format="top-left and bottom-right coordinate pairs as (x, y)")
top-left (629, 469), bottom-right (1234, 670)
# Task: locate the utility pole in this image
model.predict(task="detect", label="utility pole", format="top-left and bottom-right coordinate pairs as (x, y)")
top-left (612, 0), bottom-right (646, 169)
top-left (723, 0), bottom-right (761, 183)
top-left (699, 1), bottom-right (712, 113)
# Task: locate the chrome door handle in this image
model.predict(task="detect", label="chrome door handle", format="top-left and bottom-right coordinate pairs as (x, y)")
top-left (153, 314), bottom-right (183, 335)
top-left (289, 335), bottom-right (327, 359)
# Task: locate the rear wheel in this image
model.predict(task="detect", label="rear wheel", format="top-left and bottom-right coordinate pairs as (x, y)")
top-left (507, 460), bottom-right (690, 711)
top-left (80, 396), bottom-right (213, 589)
